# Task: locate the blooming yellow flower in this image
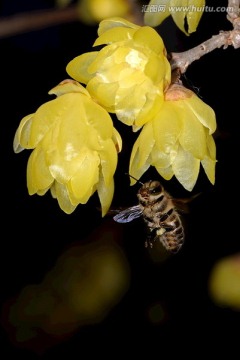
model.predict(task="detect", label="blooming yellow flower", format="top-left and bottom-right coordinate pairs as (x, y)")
top-left (78, 0), bottom-right (131, 24)
top-left (13, 80), bottom-right (122, 215)
top-left (66, 17), bottom-right (171, 130)
top-left (144, 0), bottom-right (205, 35)
top-left (129, 84), bottom-right (217, 191)
top-left (209, 254), bottom-right (240, 310)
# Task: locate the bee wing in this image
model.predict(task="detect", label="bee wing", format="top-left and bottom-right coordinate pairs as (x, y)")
top-left (113, 205), bottom-right (143, 223)
top-left (172, 193), bottom-right (201, 213)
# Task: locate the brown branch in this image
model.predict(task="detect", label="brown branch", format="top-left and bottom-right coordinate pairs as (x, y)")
top-left (0, 5), bottom-right (79, 39)
top-left (170, 0), bottom-right (240, 73)
top-left (227, 0), bottom-right (240, 23)
top-left (170, 31), bottom-right (232, 73)
top-left (0, 1), bottom-right (143, 39)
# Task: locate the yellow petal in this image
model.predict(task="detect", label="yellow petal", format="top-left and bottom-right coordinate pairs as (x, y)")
top-left (13, 113), bottom-right (33, 152)
top-left (129, 135), bottom-right (151, 185)
top-left (135, 91), bottom-right (164, 128)
top-left (155, 166), bottom-right (174, 180)
top-left (54, 181), bottom-right (77, 214)
top-left (112, 128), bottom-right (122, 153)
top-left (97, 17), bottom-right (139, 36)
top-left (48, 80), bottom-right (90, 97)
top-left (170, 0), bottom-right (188, 35)
top-left (178, 105), bottom-right (207, 159)
top-left (99, 139), bottom-right (117, 186)
top-left (94, 27), bottom-right (136, 46)
top-left (87, 78), bottom-right (118, 112)
top-left (87, 45), bottom-right (118, 74)
top-left (28, 97), bottom-right (71, 148)
top-left (206, 133), bottom-right (216, 160)
top-left (129, 152), bottom-right (151, 185)
top-left (144, 0), bottom-right (171, 27)
top-left (151, 145), bottom-right (171, 168)
top-left (202, 157), bottom-right (216, 184)
top-left (201, 157), bottom-right (216, 185)
top-left (137, 122), bottom-right (155, 168)
top-left (36, 187), bottom-right (50, 196)
top-left (153, 102), bottom-right (182, 153)
top-left (115, 77), bottom-right (163, 126)
top-left (172, 145), bottom-right (200, 191)
top-left (83, 95), bottom-right (114, 140)
top-left (144, 52), bottom-right (170, 84)
top-left (66, 52), bottom-right (99, 83)
top-left (97, 173), bottom-right (114, 216)
top-left (44, 93), bottom-right (112, 184)
top-left (27, 146), bottom-right (54, 195)
top-left (69, 150), bottom-right (100, 204)
top-left (183, 94), bottom-right (216, 134)
top-left (133, 26), bottom-right (165, 55)
top-left (43, 98), bottom-right (92, 183)
top-left (187, 0), bottom-right (205, 33)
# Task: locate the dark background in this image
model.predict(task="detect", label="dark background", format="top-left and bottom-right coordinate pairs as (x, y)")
top-left (1, 0), bottom-right (240, 357)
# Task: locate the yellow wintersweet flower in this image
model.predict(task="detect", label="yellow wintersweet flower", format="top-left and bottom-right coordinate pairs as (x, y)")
top-left (13, 80), bottom-right (122, 215)
top-left (209, 254), bottom-right (240, 310)
top-left (78, 0), bottom-right (131, 24)
top-left (66, 18), bottom-right (171, 130)
top-left (129, 84), bottom-right (216, 191)
top-left (144, 0), bottom-right (205, 35)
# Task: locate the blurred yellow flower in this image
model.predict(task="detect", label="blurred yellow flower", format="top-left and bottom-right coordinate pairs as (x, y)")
top-left (78, 0), bottom-right (131, 24)
top-left (209, 254), bottom-right (240, 310)
top-left (129, 84), bottom-right (216, 191)
top-left (144, 0), bottom-right (205, 35)
top-left (13, 80), bottom-right (122, 215)
top-left (66, 17), bottom-right (171, 130)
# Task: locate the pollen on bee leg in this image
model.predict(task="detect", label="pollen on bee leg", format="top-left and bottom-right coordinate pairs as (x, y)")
top-left (156, 228), bottom-right (166, 236)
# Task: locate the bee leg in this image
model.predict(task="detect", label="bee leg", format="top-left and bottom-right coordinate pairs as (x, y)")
top-left (145, 228), bottom-right (156, 248)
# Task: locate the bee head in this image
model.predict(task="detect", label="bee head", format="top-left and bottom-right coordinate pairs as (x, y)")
top-left (144, 180), bottom-right (162, 194)
top-left (138, 181), bottom-right (163, 202)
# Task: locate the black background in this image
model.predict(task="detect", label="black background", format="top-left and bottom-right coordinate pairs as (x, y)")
top-left (1, 0), bottom-right (240, 357)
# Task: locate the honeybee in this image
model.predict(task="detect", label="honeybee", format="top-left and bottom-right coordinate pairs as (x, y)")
top-left (113, 179), bottom-right (187, 253)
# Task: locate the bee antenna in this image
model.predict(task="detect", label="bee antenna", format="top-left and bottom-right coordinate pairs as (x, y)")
top-left (125, 173), bottom-right (144, 185)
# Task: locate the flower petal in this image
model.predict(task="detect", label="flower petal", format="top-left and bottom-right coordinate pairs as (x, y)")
top-left (178, 106), bottom-right (207, 159)
top-left (112, 128), bottom-right (122, 153)
top-left (129, 150), bottom-right (151, 185)
top-left (201, 157), bottom-right (216, 185)
top-left (133, 26), bottom-right (165, 55)
top-left (94, 27), bottom-right (136, 46)
top-left (144, 0), bottom-right (171, 27)
top-left (170, 0), bottom-right (188, 35)
top-left (172, 146), bottom-right (200, 191)
top-left (155, 166), bottom-right (174, 180)
top-left (13, 113), bottom-right (33, 152)
top-left (83, 96), bottom-right (113, 140)
top-left (27, 146), bottom-right (54, 195)
top-left (153, 102), bottom-right (182, 153)
top-left (99, 139), bottom-right (117, 186)
top-left (183, 95), bottom-right (216, 134)
top-left (151, 145), bottom-right (172, 168)
top-left (97, 17), bottom-right (139, 36)
top-left (66, 52), bottom-right (99, 83)
top-left (129, 134), bottom-right (151, 185)
top-left (187, 0), bottom-right (205, 33)
top-left (97, 174), bottom-right (114, 216)
top-left (206, 133), bottom-right (216, 160)
top-left (69, 150), bottom-right (100, 204)
top-left (48, 80), bottom-right (90, 97)
top-left (53, 181), bottom-right (77, 214)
